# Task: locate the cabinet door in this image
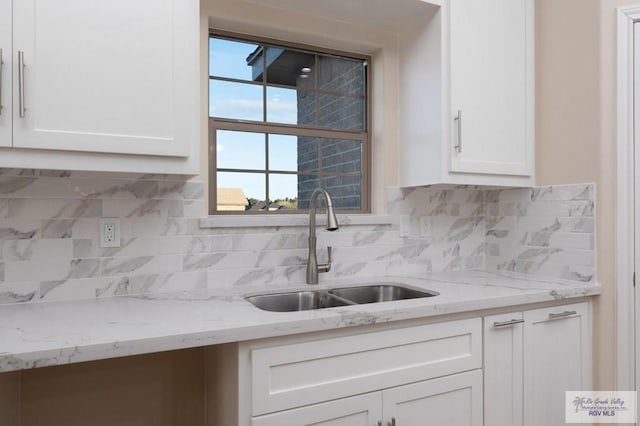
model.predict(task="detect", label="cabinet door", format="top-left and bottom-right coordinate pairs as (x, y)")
top-left (12, 0), bottom-right (198, 157)
top-left (449, 0), bottom-right (533, 176)
top-left (252, 392), bottom-right (382, 426)
top-left (523, 302), bottom-right (592, 426)
top-left (483, 313), bottom-right (524, 426)
top-left (382, 370), bottom-right (483, 426)
top-left (0, 0), bottom-right (10, 147)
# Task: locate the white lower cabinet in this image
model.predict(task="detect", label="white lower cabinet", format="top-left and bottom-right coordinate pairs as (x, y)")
top-left (207, 318), bottom-right (483, 426)
top-left (523, 303), bottom-right (592, 426)
top-left (382, 370), bottom-right (483, 426)
top-left (252, 392), bottom-right (382, 426)
top-left (253, 370), bottom-right (482, 426)
top-left (483, 312), bottom-right (524, 426)
top-left (208, 301), bottom-right (592, 426)
top-left (484, 302), bottom-right (592, 426)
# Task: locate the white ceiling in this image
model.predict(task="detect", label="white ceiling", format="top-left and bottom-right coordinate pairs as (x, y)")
top-left (241, 0), bottom-right (440, 33)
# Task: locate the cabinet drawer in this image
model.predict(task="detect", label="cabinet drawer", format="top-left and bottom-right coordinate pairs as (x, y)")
top-left (251, 318), bottom-right (482, 415)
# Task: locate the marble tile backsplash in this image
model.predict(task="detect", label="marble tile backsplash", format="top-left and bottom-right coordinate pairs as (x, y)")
top-left (0, 169), bottom-right (595, 304)
top-left (485, 184), bottom-right (595, 283)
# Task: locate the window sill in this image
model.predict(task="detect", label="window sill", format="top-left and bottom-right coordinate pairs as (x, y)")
top-left (199, 214), bottom-right (393, 229)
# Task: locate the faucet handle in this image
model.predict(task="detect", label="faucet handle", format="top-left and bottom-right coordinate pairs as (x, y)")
top-left (318, 246), bottom-right (333, 274)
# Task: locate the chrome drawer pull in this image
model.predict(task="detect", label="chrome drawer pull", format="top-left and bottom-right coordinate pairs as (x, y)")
top-left (549, 310), bottom-right (577, 319)
top-left (18, 51), bottom-right (25, 118)
top-left (454, 110), bottom-right (462, 153)
top-left (493, 319), bottom-right (524, 328)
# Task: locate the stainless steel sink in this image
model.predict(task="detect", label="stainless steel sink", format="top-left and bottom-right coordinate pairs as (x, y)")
top-left (245, 283), bottom-right (438, 312)
top-left (245, 291), bottom-right (353, 312)
top-left (329, 284), bottom-right (438, 304)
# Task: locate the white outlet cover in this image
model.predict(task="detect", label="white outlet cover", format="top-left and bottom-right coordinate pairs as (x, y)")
top-left (100, 218), bottom-right (121, 248)
top-left (399, 215), bottom-right (411, 238)
top-left (419, 216), bottom-right (432, 236)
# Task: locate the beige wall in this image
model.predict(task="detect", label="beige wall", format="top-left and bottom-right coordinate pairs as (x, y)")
top-left (537, 0), bottom-right (639, 391)
top-left (536, 0), bottom-right (601, 186)
top-left (199, 0), bottom-right (401, 214)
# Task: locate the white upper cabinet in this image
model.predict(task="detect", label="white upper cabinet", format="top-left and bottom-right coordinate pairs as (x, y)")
top-left (0, 0), bottom-right (200, 174)
top-left (12, 0), bottom-right (198, 157)
top-left (450, 0), bottom-right (532, 176)
top-left (399, 0), bottom-right (535, 187)
top-left (0, 0), bottom-right (11, 148)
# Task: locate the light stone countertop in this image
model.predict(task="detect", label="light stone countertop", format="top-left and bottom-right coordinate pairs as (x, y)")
top-left (0, 270), bottom-right (601, 372)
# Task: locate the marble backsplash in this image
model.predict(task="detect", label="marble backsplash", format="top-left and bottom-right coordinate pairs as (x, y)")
top-left (484, 185), bottom-right (595, 282)
top-left (0, 169), bottom-right (595, 304)
top-left (388, 183), bottom-right (595, 283)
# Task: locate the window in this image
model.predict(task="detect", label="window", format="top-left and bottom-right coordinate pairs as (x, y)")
top-left (208, 32), bottom-right (371, 214)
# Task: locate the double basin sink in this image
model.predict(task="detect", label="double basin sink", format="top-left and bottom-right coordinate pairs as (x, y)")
top-left (246, 283), bottom-right (438, 312)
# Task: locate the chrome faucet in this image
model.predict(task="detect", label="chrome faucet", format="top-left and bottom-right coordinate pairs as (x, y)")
top-left (306, 188), bottom-right (339, 284)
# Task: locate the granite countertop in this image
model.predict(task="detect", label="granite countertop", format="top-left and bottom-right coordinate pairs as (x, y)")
top-left (0, 270), bottom-right (601, 372)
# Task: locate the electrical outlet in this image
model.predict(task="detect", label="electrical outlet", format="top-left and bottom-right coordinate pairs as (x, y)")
top-left (419, 216), bottom-right (432, 237)
top-left (100, 218), bottom-right (121, 248)
top-left (399, 215), bottom-right (411, 238)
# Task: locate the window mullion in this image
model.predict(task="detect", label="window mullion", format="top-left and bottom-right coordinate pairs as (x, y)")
top-left (262, 49), bottom-right (268, 213)
top-left (212, 119), bottom-right (366, 141)
top-left (265, 133), bottom-right (270, 212)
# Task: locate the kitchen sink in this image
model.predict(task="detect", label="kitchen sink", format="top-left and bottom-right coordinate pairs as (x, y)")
top-left (329, 284), bottom-right (438, 304)
top-left (245, 283), bottom-right (438, 312)
top-left (245, 291), bottom-right (353, 312)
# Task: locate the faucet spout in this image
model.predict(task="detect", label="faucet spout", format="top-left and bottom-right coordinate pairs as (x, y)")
top-left (306, 188), bottom-right (339, 284)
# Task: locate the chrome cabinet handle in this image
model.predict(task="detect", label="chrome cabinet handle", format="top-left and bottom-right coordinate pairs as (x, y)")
top-left (454, 110), bottom-right (462, 153)
top-left (549, 310), bottom-right (577, 319)
top-left (493, 318), bottom-right (524, 328)
top-left (18, 51), bottom-right (25, 118)
top-left (0, 48), bottom-right (3, 115)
